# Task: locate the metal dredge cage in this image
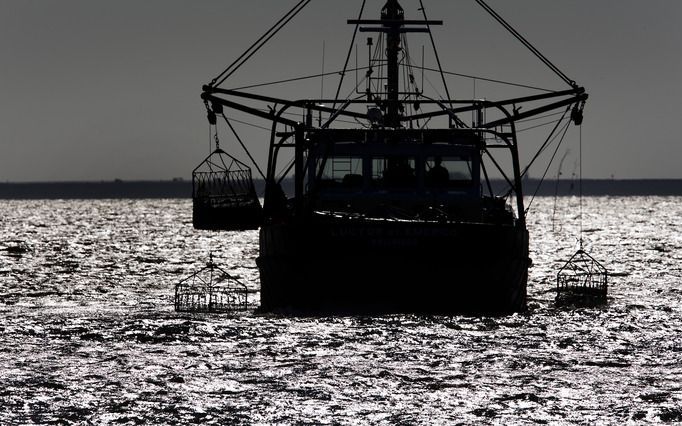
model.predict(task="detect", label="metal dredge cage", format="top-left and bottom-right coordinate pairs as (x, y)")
top-left (192, 148), bottom-right (262, 231)
top-left (556, 249), bottom-right (608, 303)
top-left (174, 256), bottom-right (251, 312)
top-left (193, 149), bottom-right (255, 200)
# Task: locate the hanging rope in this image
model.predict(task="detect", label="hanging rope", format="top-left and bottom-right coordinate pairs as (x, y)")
top-left (401, 33), bottom-right (420, 97)
top-left (579, 124), bottom-right (583, 249)
top-left (208, 122), bottom-right (213, 157)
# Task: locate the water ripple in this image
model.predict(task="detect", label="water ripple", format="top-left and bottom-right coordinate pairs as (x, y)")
top-left (0, 197), bottom-right (680, 424)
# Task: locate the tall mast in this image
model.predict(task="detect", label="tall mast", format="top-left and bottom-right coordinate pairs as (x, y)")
top-left (382, 0), bottom-right (404, 128)
top-left (350, 0), bottom-right (440, 129)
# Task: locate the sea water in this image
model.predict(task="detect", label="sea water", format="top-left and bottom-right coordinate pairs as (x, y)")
top-left (0, 197), bottom-right (680, 424)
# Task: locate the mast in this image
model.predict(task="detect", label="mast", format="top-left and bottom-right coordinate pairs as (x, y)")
top-left (382, 0), bottom-right (404, 128)
top-left (350, 0), bottom-right (440, 128)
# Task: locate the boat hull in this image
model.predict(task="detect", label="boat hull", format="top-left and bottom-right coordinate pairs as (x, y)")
top-left (258, 218), bottom-right (529, 314)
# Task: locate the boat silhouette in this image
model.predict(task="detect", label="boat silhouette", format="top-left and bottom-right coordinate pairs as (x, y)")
top-left (196, 0), bottom-right (588, 314)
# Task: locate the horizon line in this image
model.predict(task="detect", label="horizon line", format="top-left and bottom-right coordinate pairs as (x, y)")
top-left (2, 177), bottom-right (682, 184)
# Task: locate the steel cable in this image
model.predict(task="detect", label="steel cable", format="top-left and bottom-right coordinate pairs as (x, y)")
top-left (474, 0), bottom-right (575, 87)
top-left (332, 0), bottom-right (367, 111)
top-left (212, 0), bottom-right (311, 87)
top-left (525, 120), bottom-right (572, 214)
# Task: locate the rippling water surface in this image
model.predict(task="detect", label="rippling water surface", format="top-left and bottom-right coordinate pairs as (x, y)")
top-left (0, 197), bottom-right (680, 424)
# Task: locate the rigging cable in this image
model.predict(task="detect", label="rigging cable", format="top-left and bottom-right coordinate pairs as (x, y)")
top-left (323, 82), bottom-right (371, 128)
top-left (402, 32), bottom-right (424, 126)
top-left (421, 45), bottom-right (425, 97)
top-left (551, 149), bottom-right (570, 233)
top-left (578, 126), bottom-right (583, 250)
top-left (423, 74), bottom-right (443, 101)
top-left (374, 32), bottom-right (385, 98)
top-left (517, 109), bottom-right (566, 123)
top-left (419, 1), bottom-right (467, 128)
top-left (228, 67), bottom-right (370, 91)
top-left (207, 122), bottom-right (213, 157)
top-left (517, 117), bottom-right (568, 133)
top-left (524, 120), bottom-right (572, 214)
top-left (276, 156), bottom-right (296, 184)
top-left (221, 113), bottom-right (266, 180)
top-left (400, 45), bottom-right (412, 120)
top-left (418, 1), bottom-right (453, 104)
top-left (222, 116), bottom-right (271, 132)
top-left (321, 41), bottom-right (325, 101)
top-left (473, 0), bottom-right (575, 88)
top-left (413, 66), bottom-right (555, 93)
top-left (211, 0), bottom-right (311, 87)
top-left (332, 0), bottom-right (367, 111)
top-left (520, 106), bottom-right (571, 178)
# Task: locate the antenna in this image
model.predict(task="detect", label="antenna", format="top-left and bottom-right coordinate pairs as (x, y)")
top-left (319, 40), bottom-right (325, 127)
top-left (320, 41), bottom-right (325, 98)
top-left (421, 45), bottom-right (425, 96)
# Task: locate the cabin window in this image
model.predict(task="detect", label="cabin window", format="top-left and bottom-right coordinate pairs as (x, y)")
top-left (372, 157), bottom-right (416, 188)
top-left (425, 155), bottom-right (473, 189)
top-left (317, 156), bottom-right (363, 189)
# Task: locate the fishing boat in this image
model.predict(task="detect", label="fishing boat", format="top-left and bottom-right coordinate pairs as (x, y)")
top-left (197, 0), bottom-right (588, 314)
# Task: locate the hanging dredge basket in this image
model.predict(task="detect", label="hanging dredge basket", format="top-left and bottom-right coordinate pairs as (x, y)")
top-left (556, 249), bottom-right (608, 304)
top-left (192, 148), bottom-right (263, 231)
top-left (174, 256), bottom-right (252, 313)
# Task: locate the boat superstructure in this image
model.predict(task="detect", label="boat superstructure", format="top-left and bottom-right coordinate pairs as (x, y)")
top-left (197, 0), bottom-right (588, 314)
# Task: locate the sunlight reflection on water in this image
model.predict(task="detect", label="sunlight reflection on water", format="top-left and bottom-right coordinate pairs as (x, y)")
top-left (0, 197), bottom-right (680, 424)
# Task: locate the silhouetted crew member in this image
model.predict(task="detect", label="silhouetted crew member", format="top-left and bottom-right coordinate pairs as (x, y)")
top-left (426, 156), bottom-right (449, 187)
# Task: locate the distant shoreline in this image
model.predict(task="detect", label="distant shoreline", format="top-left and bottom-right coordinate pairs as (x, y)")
top-left (0, 179), bottom-right (680, 199)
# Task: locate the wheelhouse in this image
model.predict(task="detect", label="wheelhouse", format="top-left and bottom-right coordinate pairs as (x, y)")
top-left (303, 128), bottom-right (490, 221)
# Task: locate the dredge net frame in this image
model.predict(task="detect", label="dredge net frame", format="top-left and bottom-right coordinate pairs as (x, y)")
top-left (174, 257), bottom-right (251, 313)
top-left (191, 147), bottom-right (263, 230)
top-left (192, 148), bottom-right (258, 202)
top-left (556, 249), bottom-right (608, 302)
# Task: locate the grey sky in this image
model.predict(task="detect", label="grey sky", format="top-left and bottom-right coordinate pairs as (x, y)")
top-left (1, 1), bottom-right (680, 181)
